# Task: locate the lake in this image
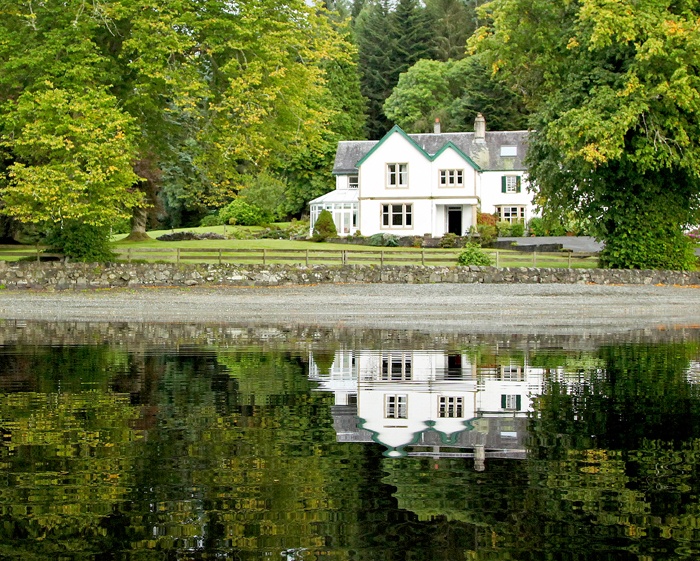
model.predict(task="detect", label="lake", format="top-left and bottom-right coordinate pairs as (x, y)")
top-left (0, 321), bottom-right (699, 560)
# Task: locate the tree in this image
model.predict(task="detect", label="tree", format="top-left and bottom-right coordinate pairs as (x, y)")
top-left (0, 0), bottom-right (359, 245)
top-left (472, 0), bottom-right (700, 270)
top-left (355, 0), bottom-right (435, 138)
top-left (383, 55), bottom-right (529, 133)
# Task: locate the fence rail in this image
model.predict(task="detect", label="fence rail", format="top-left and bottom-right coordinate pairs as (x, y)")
top-left (0, 244), bottom-right (599, 268)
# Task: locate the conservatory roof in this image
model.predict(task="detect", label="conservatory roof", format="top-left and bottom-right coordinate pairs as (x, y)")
top-left (309, 188), bottom-right (359, 206)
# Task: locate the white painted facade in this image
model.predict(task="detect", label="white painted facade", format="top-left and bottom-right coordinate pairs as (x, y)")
top-left (309, 116), bottom-right (537, 238)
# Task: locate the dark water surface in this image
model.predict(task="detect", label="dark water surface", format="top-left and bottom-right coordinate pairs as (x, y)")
top-left (1, 322), bottom-right (700, 560)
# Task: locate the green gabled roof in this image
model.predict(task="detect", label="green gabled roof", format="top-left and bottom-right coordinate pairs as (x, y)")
top-left (354, 125), bottom-right (482, 171)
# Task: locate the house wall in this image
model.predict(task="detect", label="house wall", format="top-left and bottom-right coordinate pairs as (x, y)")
top-left (357, 134), bottom-right (480, 237)
top-left (479, 170), bottom-right (533, 221)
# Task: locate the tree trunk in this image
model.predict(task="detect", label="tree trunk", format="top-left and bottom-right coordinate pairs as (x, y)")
top-left (123, 205), bottom-right (151, 241)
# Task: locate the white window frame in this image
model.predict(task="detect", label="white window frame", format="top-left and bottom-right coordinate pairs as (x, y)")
top-left (385, 394), bottom-right (408, 419)
top-left (504, 176), bottom-right (519, 193)
top-left (387, 163), bottom-right (408, 188)
top-left (381, 203), bottom-right (413, 229)
top-left (381, 352), bottom-right (412, 381)
top-left (439, 169), bottom-right (464, 187)
top-left (496, 206), bottom-right (525, 223)
top-left (503, 394), bottom-right (520, 411)
top-left (438, 396), bottom-right (464, 418)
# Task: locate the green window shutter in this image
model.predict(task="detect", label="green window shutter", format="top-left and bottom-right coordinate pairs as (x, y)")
top-left (501, 176), bottom-right (507, 193)
top-left (516, 176), bottom-right (522, 193)
top-left (501, 394), bottom-right (507, 409)
top-left (516, 395), bottom-right (522, 410)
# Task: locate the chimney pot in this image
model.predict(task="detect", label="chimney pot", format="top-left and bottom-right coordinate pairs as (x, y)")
top-left (434, 118), bottom-right (441, 134)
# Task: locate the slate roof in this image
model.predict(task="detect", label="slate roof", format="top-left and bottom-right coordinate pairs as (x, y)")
top-left (333, 130), bottom-right (529, 174)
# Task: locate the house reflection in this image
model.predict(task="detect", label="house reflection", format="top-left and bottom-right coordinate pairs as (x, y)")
top-left (309, 349), bottom-right (546, 469)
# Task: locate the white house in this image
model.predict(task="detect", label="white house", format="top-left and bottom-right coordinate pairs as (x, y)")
top-left (309, 114), bottom-right (535, 237)
top-left (308, 348), bottom-right (545, 461)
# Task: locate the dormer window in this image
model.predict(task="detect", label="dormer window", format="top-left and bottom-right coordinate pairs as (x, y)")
top-left (349, 175), bottom-right (358, 189)
top-left (500, 146), bottom-right (517, 157)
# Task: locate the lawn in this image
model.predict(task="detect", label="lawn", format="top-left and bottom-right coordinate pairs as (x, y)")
top-left (0, 225), bottom-right (600, 268)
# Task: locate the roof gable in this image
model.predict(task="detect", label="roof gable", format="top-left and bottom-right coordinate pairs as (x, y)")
top-left (355, 125), bottom-right (427, 168)
top-left (333, 127), bottom-right (529, 174)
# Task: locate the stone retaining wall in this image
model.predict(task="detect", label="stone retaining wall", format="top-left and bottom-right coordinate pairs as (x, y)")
top-left (1, 261), bottom-right (699, 290)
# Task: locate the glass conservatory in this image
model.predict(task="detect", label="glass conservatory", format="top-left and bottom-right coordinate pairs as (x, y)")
top-left (309, 189), bottom-right (359, 237)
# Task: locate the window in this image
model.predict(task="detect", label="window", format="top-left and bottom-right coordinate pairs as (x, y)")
top-left (501, 394), bottom-right (522, 411)
top-left (439, 396), bottom-right (464, 418)
top-left (502, 175), bottom-right (521, 193)
top-left (381, 352), bottom-right (412, 380)
top-left (381, 204), bottom-right (413, 228)
top-left (387, 163), bottom-right (408, 187)
top-left (499, 365), bottom-right (524, 381)
top-left (385, 394), bottom-right (408, 419)
top-left (496, 206), bottom-right (525, 223)
top-left (349, 175), bottom-right (359, 189)
top-left (439, 169), bottom-right (464, 187)
top-left (500, 145), bottom-right (517, 157)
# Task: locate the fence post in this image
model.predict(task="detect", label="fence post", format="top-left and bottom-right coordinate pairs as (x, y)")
top-left (381, 250), bottom-right (384, 267)
top-left (305, 249), bottom-right (309, 266)
top-left (176, 248), bottom-right (180, 265)
top-left (495, 251), bottom-right (499, 268)
top-left (421, 249), bottom-right (425, 266)
top-left (568, 252), bottom-right (572, 268)
top-left (533, 251), bottom-right (537, 267)
top-left (127, 248), bottom-right (132, 263)
top-left (263, 249), bottom-right (267, 265)
top-left (36, 244), bottom-right (40, 262)
top-left (218, 248), bottom-right (222, 265)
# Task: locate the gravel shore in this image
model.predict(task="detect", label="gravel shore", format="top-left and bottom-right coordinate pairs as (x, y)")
top-left (1, 283), bottom-right (699, 334)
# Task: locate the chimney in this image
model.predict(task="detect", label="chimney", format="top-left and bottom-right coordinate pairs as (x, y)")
top-left (474, 113), bottom-right (486, 142)
top-left (434, 118), bottom-right (441, 134)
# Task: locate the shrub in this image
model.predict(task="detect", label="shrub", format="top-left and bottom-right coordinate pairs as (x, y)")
top-left (477, 211), bottom-right (497, 226)
top-left (219, 199), bottom-right (269, 226)
top-left (527, 216), bottom-right (546, 236)
top-left (47, 222), bottom-right (115, 262)
top-left (367, 233), bottom-right (399, 247)
top-left (200, 213), bottom-right (224, 227)
top-left (439, 233), bottom-right (460, 248)
top-left (496, 220), bottom-right (513, 236)
top-left (510, 221), bottom-right (525, 237)
top-left (312, 209), bottom-right (337, 241)
top-left (457, 243), bottom-right (493, 267)
top-left (477, 224), bottom-right (497, 246)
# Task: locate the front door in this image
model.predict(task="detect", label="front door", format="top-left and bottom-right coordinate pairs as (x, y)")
top-left (447, 207), bottom-right (462, 235)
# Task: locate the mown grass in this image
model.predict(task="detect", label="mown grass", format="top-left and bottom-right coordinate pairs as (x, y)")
top-left (1, 224), bottom-right (601, 268)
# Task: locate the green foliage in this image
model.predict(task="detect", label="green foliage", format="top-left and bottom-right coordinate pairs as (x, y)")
top-left (1, 87), bottom-right (143, 228)
top-left (439, 233), bottom-right (460, 248)
top-left (457, 243), bottom-right (492, 266)
top-left (473, 0), bottom-right (700, 270)
top-left (384, 56), bottom-right (529, 133)
top-left (367, 233), bottom-right (399, 247)
top-left (238, 172), bottom-right (287, 222)
top-left (47, 222), bottom-right (116, 262)
top-left (477, 224), bottom-right (497, 246)
top-left (199, 214), bottom-right (224, 227)
top-left (219, 199), bottom-right (269, 227)
top-left (312, 209), bottom-right (338, 241)
top-left (355, 0), bottom-right (435, 138)
top-left (599, 203), bottom-right (698, 270)
top-left (510, 221), bottom-right (525, 237)
top-left (495, 220), bottom-right (512, 237)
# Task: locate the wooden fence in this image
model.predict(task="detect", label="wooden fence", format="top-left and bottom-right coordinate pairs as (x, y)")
top-left (0, 244), bottom-right (598, 268)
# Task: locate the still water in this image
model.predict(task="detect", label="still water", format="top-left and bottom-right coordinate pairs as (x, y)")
top-left (1, 322), bottom-right (700, 560)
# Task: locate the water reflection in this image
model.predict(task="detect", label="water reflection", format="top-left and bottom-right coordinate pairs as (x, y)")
top-left (0, 323), bottom-right (698, 560)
